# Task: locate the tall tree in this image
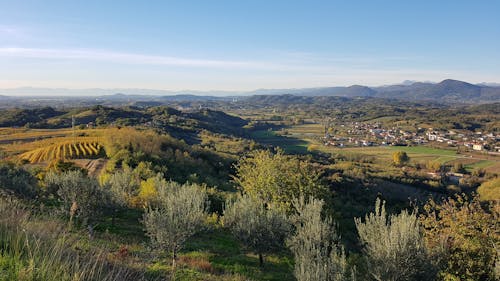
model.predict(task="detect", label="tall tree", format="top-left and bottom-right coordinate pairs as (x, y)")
top-left (223, 194), bottom-right (290, 266)
top-left (355, 199), bottom-right (436, 281)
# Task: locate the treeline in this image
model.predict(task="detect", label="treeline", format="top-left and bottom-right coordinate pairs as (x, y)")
top-left (0, 105), bottom-right (248, 140)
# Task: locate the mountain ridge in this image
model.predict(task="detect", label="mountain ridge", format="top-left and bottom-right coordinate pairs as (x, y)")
top-left (1, 79), bottom-right (499, 103)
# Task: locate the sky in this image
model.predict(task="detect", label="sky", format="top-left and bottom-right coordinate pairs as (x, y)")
top-left (0, 0), bottom-right (499, 92)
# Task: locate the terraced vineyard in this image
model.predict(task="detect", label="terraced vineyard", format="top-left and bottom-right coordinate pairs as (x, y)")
top-left (20, 138), bottom-right (104, 163)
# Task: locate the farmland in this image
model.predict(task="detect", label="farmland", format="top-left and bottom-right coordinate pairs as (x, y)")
top-left (258, 122), bottom-right (500, 173)
top-left (19, 139), bottom-right (103, 163)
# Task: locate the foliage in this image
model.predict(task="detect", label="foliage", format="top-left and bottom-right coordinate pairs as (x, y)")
top-left (0, 197), bottom-right (142, 281)
top-left (427, 160), bottom-right (444, 173)
top-left (233, 149), bottom-right (325, 211)
top-left (477, 177), bottom-right (500, 201)
top-left (143, 181), bottom-right (208, 277)
top-left (287, 197), bottom-right (351, 281)
top-left (223, 194), bottom-right (290, 266)
top-left (392, 151), bottom-right (409, 166)
top-left (106, 168), bottom-right (140, 208)
top-left (0, 162), bottom-right (38, 197)
top-left (420, 194), bottom-right (499, 281)
top-left (45, 170), bottom-right (106, 229)
top-left (355, 199), bottom-right (437, 281)
top-left (138, 174), bottom-right (164, 207)
top-left (451, 162), bottom-right (466, 174)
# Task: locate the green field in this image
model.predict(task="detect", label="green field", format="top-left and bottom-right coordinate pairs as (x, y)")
top-left (386, 146), bottom-right (457, 156)
top-left (250, 130), bottom-right (308, 154)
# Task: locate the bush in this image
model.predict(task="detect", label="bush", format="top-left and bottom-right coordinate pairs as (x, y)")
top-left (0, 162), bottom-right (38, 198)
top-left (420, 195), bottom-right (499, 281)
top-left (355, 199), bottom-right (437, 281)
top-left (287, 197), bottom-right (352, 281)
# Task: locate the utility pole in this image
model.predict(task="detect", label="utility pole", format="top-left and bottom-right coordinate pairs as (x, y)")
top-left (72, 115), bottom-right (76, 143)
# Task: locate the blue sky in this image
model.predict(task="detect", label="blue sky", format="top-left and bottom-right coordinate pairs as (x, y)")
top-left (0, 0), bottom-right (499, 91)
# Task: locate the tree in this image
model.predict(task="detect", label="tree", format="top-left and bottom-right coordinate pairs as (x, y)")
top-left (451, 162), bottom-right (466, 174)
top-left (105, 169), bottom-right (140, 225)
top-left (355, 199), bottom-right (437, 281)
top-left (223, 194), bottom-right (290, 266)
top-left (0, 162), bottom-right (38, 198)
top-left (45, 170), bottom-right (105, 236)
top-left (426, 160), bottom-right (443, 173)
top-left (477, 177), bottom-right (500, 201)
top-left (392, 151), bottom-right (409, 166)
top-left (287, 197), bottom-right (351, 281)
top-left (138, 173), bottom-right (166, 207)
top-left (420, 194), bottom-right (499, 281)
top-left (107, 169), bottom-right (139, 208)
top-left (142, 182), bottom-right (208, 279)
top-left (233, 149), bottom-right (325, 211)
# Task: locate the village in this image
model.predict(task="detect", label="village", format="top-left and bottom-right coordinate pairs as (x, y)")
top-left (323, 121), bottom-right (500, 153)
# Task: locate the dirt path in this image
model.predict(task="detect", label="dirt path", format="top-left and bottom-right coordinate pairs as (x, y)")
top-left (73, 158), bottom-right (108, 177)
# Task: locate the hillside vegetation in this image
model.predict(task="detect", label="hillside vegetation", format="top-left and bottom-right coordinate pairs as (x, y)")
top-left (0, 103), bottom-right (499, 281)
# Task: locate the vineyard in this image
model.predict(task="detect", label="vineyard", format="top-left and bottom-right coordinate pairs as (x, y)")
top-left (20, 139), bottom-right (104, 163)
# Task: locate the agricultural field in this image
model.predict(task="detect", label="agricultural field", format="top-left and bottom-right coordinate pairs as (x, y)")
top-left (252, 123), bottom-right (500, 173)
top-left (0, 128), bottom-right (107, 165)
top-left (19, 139), bottom-right (103, 163)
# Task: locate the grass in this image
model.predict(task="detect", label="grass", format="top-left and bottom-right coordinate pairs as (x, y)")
top-left (250, 130), bottom-right (308, 154)
top-left (386, 146), bottom-right (457, 156)
top-left (465, 160), bottom-right (495, 171)
top-left (0, 198), bottom-right (142, 281)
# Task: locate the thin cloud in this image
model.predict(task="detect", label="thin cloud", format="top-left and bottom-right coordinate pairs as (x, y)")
top-left (0, 47), bottom-right (277, 69)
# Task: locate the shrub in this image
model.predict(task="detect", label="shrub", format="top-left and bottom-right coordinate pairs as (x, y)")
top-left (355, 199), bottom-right (437, 281)
top-left (420, 195), bottom-right (499, 281)
top-left (287, 197), bottom-right (352, 281)
top-left (0, 162), bottom-right (38, 198)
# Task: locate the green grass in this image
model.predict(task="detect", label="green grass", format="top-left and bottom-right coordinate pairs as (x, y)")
top-left (184, 230), bottom-right (294, 281)
top-left (387, 146), bottom-right (457, 156)
top-left (465, 160), bottom-right (495, 171)
top-left (250, 130), bottom-right (308, 154)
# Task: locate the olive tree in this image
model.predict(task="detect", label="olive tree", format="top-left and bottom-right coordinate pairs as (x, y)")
top-left (107, 169), bottom-right (139, 207)
top-left (355, 199), bottom-right (436, 281)
top-left (45, 170), bottom-right (105, 236)
top-left (223, 194), bottom-right (290, 266)
top-left (287, 197), bottom-right (351, 281)
top-left (105, 169), bottom-right (140, 225)
top-left (142, 181), bottom-right (208, 278)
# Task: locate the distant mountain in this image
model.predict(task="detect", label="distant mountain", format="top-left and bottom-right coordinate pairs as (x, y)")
top-left (1, 79), bottom-right (499, 103)
top-left (247, 80), bottom-right (500, 103)
top-left (371, 79), bottom-right (500, 102)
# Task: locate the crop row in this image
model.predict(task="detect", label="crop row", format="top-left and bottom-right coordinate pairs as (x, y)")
top-left (20, 141), bottom-right (103, 163)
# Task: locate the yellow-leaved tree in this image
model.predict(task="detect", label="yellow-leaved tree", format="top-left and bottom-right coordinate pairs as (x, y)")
top-left (233, 149), bottom-right (325, 212)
